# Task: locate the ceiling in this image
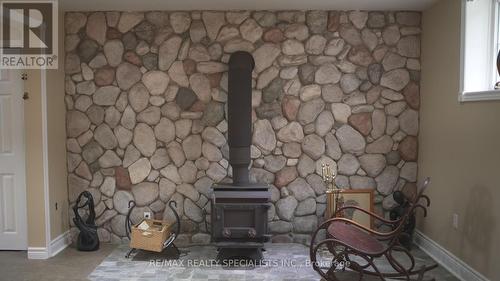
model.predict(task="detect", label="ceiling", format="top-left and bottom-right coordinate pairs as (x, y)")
top-left (60, 0), bottom-right (439, 12)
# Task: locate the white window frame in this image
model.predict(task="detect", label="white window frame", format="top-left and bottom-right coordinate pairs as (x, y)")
top-left (460, 0), bottom-right (500, 102)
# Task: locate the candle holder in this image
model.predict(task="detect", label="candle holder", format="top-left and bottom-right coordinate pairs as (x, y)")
top-left (321, 163), bottom-right (344, 218)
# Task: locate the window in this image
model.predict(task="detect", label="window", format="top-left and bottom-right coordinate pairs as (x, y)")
top-left (460, 0), bottom-right (500, 101)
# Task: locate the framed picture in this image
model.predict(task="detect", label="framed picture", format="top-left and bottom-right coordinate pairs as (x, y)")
top-left (338, 189), bottom-right (374, 229)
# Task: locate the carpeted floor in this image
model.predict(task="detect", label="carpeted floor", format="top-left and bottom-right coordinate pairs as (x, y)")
top-left (89, 243), bottom-right (459, 281)
top-left (0, 244), bottom-right (115, 281)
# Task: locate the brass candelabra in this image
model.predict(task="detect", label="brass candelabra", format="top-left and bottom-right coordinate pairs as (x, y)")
top-left (321, 163), bottom-right (344, 218)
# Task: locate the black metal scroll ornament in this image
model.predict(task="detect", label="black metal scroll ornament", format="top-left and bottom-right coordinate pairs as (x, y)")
top-left (389, 191), bottom-right (415, 250)
top-left (73, 191), bottom-right (99, 251)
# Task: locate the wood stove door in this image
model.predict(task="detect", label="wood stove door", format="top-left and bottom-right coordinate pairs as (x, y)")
top-left (212, 203), bottom-right (269, 240)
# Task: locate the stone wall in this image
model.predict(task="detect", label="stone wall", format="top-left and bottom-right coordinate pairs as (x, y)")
top-left (65, 10), bottom-right (421, 244)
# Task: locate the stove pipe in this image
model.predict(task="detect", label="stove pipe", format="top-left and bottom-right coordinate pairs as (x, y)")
top-left (227, 51), bottom-right (255, 186)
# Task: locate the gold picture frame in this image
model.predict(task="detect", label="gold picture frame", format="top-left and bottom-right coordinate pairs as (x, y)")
top-left (326, 189), bottom-right (374, 229)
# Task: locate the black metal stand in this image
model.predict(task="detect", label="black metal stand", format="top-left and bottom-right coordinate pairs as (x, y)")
top-left (124, 201), bottom-right (182, 259)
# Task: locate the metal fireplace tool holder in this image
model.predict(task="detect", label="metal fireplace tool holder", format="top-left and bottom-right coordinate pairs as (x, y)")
top-left (124, 200), bottom-right (182, 259)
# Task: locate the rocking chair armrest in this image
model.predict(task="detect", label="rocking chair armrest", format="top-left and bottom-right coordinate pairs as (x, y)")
top-left (335, 206), bottom-right (402, 225)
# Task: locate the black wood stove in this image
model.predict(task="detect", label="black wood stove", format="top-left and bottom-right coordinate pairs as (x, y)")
top-left (211, 51), bottom-right (271, 261)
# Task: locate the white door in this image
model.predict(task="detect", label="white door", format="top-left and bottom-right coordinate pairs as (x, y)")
top-left (0, 69), bottom-right (27, 250)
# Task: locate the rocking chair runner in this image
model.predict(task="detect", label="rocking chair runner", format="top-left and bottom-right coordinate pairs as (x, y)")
top-left (310, 177), bottom-right (437, 281)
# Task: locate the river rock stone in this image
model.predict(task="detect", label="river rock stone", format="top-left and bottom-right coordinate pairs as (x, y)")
top-left (182, 135), bottom-right (202, 160)
top-left (184, 198), bottom-right (203, 222)
top-left (301, 134), bottom-right (325, 160)
top-left (340, 74), bottom-right (362, 93)
top-left (128, 83), bottom-right (149, 112)
top-left (67, 111), bottom-right (90, 138)
top-left (95, 67), bottom-right (115, 86)
top-left (287, 178), bottom-right (315, 201)
top-left (94, 124), bottom-right (118, 149)
top-left (240, 18), bottom-right (262, 43)
top-left (366, 135), bottom-right (393, 154)
top-left (338, 154), bottom-right (360, 176)
top-left (159, 36), bottom-right (183, 71)
top-left (206, 162), bottom-right (226, 182)
top-left (348, 112), bottom-right (372, 136)
top-left (179, 161), bottom-right (198, 183)
top-left (117, 12), bottom-right (144, 33)
top-left (274, 167), bottom-right (298, 188)
top-left (103, 40), bottom-right (124, 67)
top-left (66, 12), bottom-right (87, 34)
top-left (154, 118), bottom-right (176, 144)
top-left (253, 120), bottom-right (276, 152)
top-left (277, 122), bottom-right (304, 143)
top-left (335, 125), bottom-right (366, 155)
top-left (397, 36), bottom-right (420, 58)
top-left (133, 123), bottom-right (156, 157)
top-left (315, 63), bottom-right (341, 84)
top-left (276, 196), bottom-right (298, 221)
top-left (113, 190), bottom-right (134, 214)
top-left (297, 99), bottom-right (324, 125)
top-left (86, 12), bottom-right (107, 45)
top-left (306, 11), bottom-right (327, 34)
top-left (305, 35), bottom-right (326, 55)
top-left (350, 175), bottom-right (376, 189)
top-left (295, 197), bottom-right (316, 216)
top-left (399, 109), bottom-right (419, 136)
top-left (116, 63), bottom-right (142, 90)
top-left (293, 215), bottom-right (318, 233)
top-left (142, 71), bottom-right (169, 95)
top-left (175, 87), bottom-right (197, 110)
top-left (380, 69), bottom-right (410, 91)
top-left (359, 154), bottom-right (386, 177)
top-left (202, 12), bottom-right (225, 40)
top-left (128, 157), bottom-right (151, 184)
top-left (170, 12), bottom-right (191, 33)
top-left (376, 166), bottom-right (399, 195)
top-left (253, 43), bottom-right (281, 73)
top-left (132, 182), bottom-right (158, 206)
top-left (399, 136), bottom-right (418, 161)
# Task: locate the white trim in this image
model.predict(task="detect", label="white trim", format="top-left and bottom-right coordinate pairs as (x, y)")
top-left (460, 89), bottom-right (500, 101)
top-left (459, 0), bottom-right (467, 101)
top-left (48, 230), bottom-right (70, 257)
top-left (414, 230), bottom-right (490, 281)
top-left (27, 247), bottom-right (49, 259)
top-left (459, 0), bottom-right (500, 101)
top-left (41, 69), bottom-right (51, 250)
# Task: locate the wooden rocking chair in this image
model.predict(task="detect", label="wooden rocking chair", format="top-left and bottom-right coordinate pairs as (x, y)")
top-left (310, 177), bottom-right (437, 281)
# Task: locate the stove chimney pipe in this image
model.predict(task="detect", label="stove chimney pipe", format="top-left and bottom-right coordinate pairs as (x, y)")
top-left (227, 51), bottom-right (255, 186)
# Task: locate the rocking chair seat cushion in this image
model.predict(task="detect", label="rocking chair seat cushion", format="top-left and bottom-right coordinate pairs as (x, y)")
top-left (327, 221), bottom-right (385, 255)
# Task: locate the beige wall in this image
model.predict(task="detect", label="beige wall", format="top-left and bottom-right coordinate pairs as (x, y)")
top-left (47, 13), bottom-right (68, 239)
top-left (25, 70), bottom-right (47, 247)
top-left (420, 0), bottom-right (500, 279)
top-left (24, 13), bottom-right (68, 248)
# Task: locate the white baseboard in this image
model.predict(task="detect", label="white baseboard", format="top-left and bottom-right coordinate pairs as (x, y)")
top-left (27, 247), bottom-right (49, 259)
top-left (414, 230), bottom-right (489, 281)
top-left (49, 230), bottom-right (71, 257)
top-left (27, 231), bottom-right (70, 260)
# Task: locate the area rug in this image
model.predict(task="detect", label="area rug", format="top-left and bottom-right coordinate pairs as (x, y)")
top-left (88, 243), bottom-right (454, 281)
